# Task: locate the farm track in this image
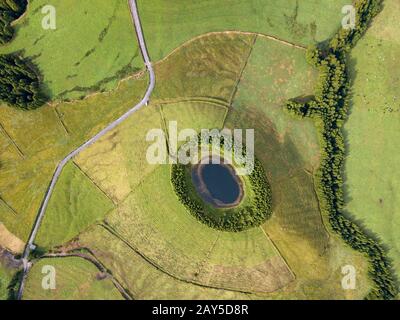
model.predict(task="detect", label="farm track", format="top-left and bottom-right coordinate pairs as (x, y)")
top-left (41, 251), bottom-right (134, 300)
top-left (17, 0), bottom-right (155, 300)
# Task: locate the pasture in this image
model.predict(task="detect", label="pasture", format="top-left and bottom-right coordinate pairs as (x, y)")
top-left (344, 0), bottom-right (400, 279)
top-left (137, 0), bottom-right (349, 61)
top-left (0, 0), bottom-right (143, 100)
top-left (23, 256), bottom-right (123, 300)
top-left (0, 0), bottom-right (382, 298)
top-left (30, 31), bottom-right (372, 298)
top-left (0, 73), bottom-right (148, 242)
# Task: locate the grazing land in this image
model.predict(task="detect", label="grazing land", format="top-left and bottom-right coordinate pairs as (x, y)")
top-left (0, 74), bottom-right (148, 242)
top-left (0, 0), bottom-right (144, 100)
top-left (1, 0), bottom-right (396, 300)
top-left (23, 257), bottom-right (123, 300)
top-left (344, 0), bottom-right (400, 278)
top-left (22, 32), bottom-right (371, 299)
top-left (136, 0), bottom-right (349, 61)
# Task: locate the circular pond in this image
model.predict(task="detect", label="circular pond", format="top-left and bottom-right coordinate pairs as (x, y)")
top-left (191, 162), bottom-right (243, 208)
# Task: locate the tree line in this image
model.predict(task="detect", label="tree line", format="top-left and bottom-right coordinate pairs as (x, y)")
top-left (171, 139), bottom-right (272, 232)
top-left (0, 0), bottom-right (27, 44)
top-left (0, 0), bottom-right (47, 109)
top-left (286, 0), bottom-right (398, 300)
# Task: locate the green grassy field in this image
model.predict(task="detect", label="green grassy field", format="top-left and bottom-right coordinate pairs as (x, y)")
top-left (36, 162), bottom-right (115, 249)
top-left (1, 0), bottom-right (385, 299)
top-left (0, 263), bottom-right (13, 300)
top-left (137, 0), bottom-right (349, 61)
top-left (225, 34), bottom-right (372, 299)
top-left (0, 0), bottom-right (143, 100)
top-left (152, 32), bottom-right (255, 104)
top-left (20, 30), bottom-right (373, 299)
top-left (79, 225), bottom-right (250, 299)
top-left (0, 73), bottom-right (148, 242)
top-left (344, 0), bottom-right (400, 279)
top-left (73, 98), bottom-right (292, 293)
top-left (23, 257), bottom-right (123, 300)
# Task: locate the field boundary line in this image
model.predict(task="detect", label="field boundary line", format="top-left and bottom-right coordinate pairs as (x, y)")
top-left (0, 121), bottom-right (25, 158)
top-left (53, 107), bottom-right (70, 135)
top-left (228, 33), bottom-right (257, 107)
top-left (155, 96), bottom-right (230, 108)
top-left (0, 196), bottom-right (18, 216)
top-left (259, 226), bottom-right (296, 282)
top-left (37, 252), bottom-right (133, 300)
top-left (195, 232), bottom-right (220, 284)
top-left (158, 104), bottom-right (170, 154)
top-left (100, 222), bottom-right (259, 295)
top-left (153, 30), bottom-right (306, 69)
top-left (308, 168), bottom-right (332, 244)
top-left (72, 161), bottom-right (117, 206)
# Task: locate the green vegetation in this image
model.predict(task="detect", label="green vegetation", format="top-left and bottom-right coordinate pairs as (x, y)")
top-left (0, 0), bottom-right (143, 100)
top-left (74, 99), bottom-right (292, 294)
top-left (137, 0), bottom-right (350, 61)
top-left (36, 161), bottom-right (115, 249)
top-left (0, 1), bottom-right (47, 109)
top-left (68, 32), bottom-right (371, 298)
top-left (0, 0), bottom-right (27, 44)
top-left (79, 225), bottom-right (251, 299)
top-left (19, 29), bottom-right (373, 299)
top-left (152, 32), bottom-right (255, 103)
top-left (344, 0), bottom-right (400, 287)
top-left (0, 53), bottom-right (48, 109)
top-left (6, 0), bottom-right (389, 297)
top-left (286, 0), bottom-right (398, 300)
top-left (171, 142), bottom-right (272, 231)
top-left (227, 31), bottom-right (372, 299)
top-left (0, 73), bottom-right (148, 242)
top-left (0, 263), bottom-right (12, 299)
top-left (24, 257), bottom-right (123, 300)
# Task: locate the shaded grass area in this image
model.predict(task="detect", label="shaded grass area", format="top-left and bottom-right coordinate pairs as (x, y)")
top-left (0, 0), bottom-right (143, 100)
top-left (344, 0), bottom-right (400, 279)
top-left (137, 0), bottom-right (349, 61)
top-left (36, 162), bottom-right (115, 249)
top-left (23, 257), bottom-right (123, 300)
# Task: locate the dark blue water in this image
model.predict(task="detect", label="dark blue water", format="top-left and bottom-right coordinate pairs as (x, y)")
top-left (193, 164), bottom-right (241, 206)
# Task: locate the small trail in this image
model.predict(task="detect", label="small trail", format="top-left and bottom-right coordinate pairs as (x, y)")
top-left (43, 252), bottom-right (134, 300)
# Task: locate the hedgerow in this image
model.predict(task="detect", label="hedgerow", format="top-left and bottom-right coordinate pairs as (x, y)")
top-left (286, 0), bottom-right (398, 299)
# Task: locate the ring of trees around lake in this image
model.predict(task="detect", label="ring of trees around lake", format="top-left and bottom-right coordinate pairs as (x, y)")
top-left (171, 133), bottom-right (272, 232)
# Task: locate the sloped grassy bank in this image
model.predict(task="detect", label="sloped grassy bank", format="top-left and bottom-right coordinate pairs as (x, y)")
top-left (286, 0), bottom-right (398, 299)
